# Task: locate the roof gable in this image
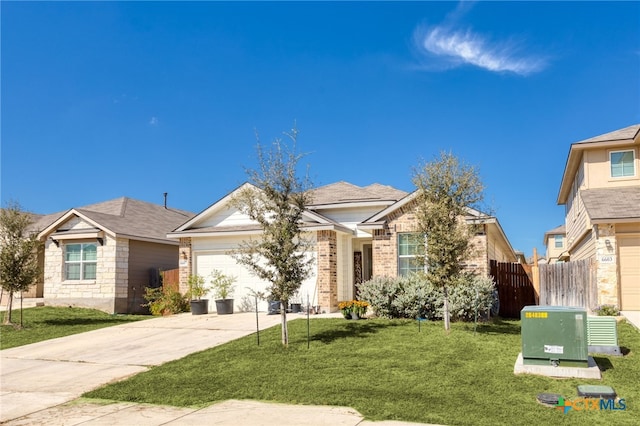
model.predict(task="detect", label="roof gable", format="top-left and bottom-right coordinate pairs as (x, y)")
top-left (558, 123), bottom-right (640, 204)
top-left (38, 197), bottom-right (194, 243)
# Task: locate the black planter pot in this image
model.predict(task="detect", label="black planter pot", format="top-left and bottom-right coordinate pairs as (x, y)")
top-left (215, 298), bottom-right (234, 315)
top-left (190, 299), bottom-right (208, 315)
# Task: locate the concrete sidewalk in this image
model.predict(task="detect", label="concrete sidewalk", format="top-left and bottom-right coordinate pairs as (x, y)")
top-left (1, 310), bottom-right (436, 425)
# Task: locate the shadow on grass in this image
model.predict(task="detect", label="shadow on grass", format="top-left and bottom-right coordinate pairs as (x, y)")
top-left (470, 317), bottom-right (521, 335)
top-left (43, 318), bottom-right (136, 326)
top-left (593, 356), bottom-right (614, 372)
top-left (311, 320), bottom-right (405, 344)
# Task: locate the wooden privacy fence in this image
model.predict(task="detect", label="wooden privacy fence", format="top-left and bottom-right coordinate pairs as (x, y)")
top-left (539, 258), bottom-right (597, 311)
top-left (161, 268), bottom-right (180, 292)
top-left (489, 260), bottom-right (536, 318)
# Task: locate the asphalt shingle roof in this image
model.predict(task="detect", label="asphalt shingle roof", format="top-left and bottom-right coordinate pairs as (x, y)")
top-left (308, 181), bottom-right (407, 205)
top-left (581, 187), bottom-right (640, 221)
top-left (574, 124), bottom-right (640, 145)
top-left (35, 197), bottom-right (194, 242)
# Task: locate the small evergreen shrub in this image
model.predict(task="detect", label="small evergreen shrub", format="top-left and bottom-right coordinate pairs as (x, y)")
top-left (356, 276), bottom-right (403, 318)
top-left (594, 304), bottom-right (620, 316)
top-left (143, 286), bottom-right (189, 316)
top-left (358, 273), bottom-right (496, 321)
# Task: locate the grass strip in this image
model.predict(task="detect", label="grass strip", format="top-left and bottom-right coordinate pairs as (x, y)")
top-left (84, 318), bottom-right (639, 425)
top-left (1, 306), bottom-right (148, 349)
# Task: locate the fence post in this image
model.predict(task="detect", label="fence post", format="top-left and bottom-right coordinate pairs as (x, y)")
top-left (531, 248), bottom-right (540, 304)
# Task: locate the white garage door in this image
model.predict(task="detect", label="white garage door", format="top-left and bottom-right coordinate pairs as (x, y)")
top-left (194, 252), bottom-right (317, 313)
top-left (619, 236), bottom-right (640, 311)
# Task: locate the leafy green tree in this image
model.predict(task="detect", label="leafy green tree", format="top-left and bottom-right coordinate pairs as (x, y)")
top-left (231, 126), bottom-right (314, 346)
top-left (0, 202), bottom-right (42, 327)
top-left (412, 152), bottom-right (485, 331)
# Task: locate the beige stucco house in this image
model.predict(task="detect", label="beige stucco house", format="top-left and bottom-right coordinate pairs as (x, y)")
top-left (168, 181), bottom-right (517, 313)
top-left (557, 123), bottom-right (640, 310)
top-left (34, 197), bottom-right (194, 313)
top-left (543, 224), bottom-right (567, 264)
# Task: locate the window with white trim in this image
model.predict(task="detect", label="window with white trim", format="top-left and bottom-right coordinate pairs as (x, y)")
top-left (398, 233), bottom-right (425, 276)
top-left (65, 243), bottom-right (97, 280)
top-left (554, 235), bottom-right (563, 248)
top-left (610, 150), bottom-right (635, 178)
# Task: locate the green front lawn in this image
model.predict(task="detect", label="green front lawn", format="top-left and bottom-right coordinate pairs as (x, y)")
top-left (84, 318), bottom-right (639, 425)
top-left (1, 306), bottom-right (148, 349)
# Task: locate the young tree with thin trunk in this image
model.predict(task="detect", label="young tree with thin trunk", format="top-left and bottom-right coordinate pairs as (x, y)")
top-left (231, 126), bottom-right (314, 346)
top-left (0, 202), bottom-right (42, 327)
top-left (412, 151), bottom-right (485, 331)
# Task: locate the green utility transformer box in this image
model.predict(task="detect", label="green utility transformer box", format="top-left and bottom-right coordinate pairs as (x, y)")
top-left (521, 306), bottom-right (588, 368)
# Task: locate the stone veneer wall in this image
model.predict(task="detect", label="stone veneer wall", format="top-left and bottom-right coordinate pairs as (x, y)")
top-left (595, 223), bottom-right (618, 306)
top-left (317, 230), bottom-right (338, 312)
top-left (178, 237), bottom-right (192, 294)
top-left (43, 234), bottom-right (129, 314)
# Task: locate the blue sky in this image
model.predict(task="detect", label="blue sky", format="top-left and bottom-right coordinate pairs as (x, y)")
top-left (2, 1), bottom-right (639, 258)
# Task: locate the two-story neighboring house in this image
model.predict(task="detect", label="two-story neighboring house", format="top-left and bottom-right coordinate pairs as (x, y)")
top-left (557, 124), bottom-right (640, 310)
top-left (543, 224), bottom-right (567, 264)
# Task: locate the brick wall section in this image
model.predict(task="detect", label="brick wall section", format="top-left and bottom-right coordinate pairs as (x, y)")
top-left (595, 223), bottom-right (618, 306)
top-left (372, 201), bottom-right (491, 279)
top-left (462, 232), bottom-right (489, 277)
top-left (372, 202), bottom-right (419, 277)
top-left (178, 237), bottom-right (192, 294)
top-left (317, 230), bottom-right (338, 312)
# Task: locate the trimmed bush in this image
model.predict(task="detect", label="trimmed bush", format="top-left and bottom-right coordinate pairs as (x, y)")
top-left (358, 272), bottom-right (496, 321)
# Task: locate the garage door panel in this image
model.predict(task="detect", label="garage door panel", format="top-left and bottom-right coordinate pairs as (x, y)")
top-left (194, 252), bottom-right (317, 313)
top-left (619, 236), bottom-right (640, 311)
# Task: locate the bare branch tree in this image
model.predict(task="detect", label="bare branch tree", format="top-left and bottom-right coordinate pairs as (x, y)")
top-left (231, 125), bottom-right (314, 346)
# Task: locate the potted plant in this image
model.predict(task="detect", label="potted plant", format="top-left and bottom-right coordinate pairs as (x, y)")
top-left (210, 269), bottom-right (236, 315)
top-left (188, 274), bottom-right (209, 315)
top-left (339, 300), bottom-right (369, 319)
top-left (289, 291), bottom-right (302, 313)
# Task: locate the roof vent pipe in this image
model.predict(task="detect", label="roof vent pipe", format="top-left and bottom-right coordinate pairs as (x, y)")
top-left (163, 192), bottom-right (168, 209)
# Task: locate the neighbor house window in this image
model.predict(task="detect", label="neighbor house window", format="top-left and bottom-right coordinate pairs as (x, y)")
top-left (610, 150), bottom-right (635, 178)
top-left (398, 233), bottom-right (424, 276)
top-left (65, 243), bottom-right (97, 280)
top-left (554, 235), bottom-right (563, 248)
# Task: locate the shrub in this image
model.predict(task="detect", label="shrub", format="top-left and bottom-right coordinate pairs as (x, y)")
top-left (143, 286), bottom-right (189, 316)
top-left (447, 274), bottom-right (496, 321)
top-left (358, 273), bottom-right (496, 321)
top-left (357, 276), bottom-right (403, 318)
top-left (594, 304), bottom-right (620, 316)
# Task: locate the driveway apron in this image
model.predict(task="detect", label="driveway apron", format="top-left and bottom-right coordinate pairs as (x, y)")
top-left (0, 312), bottom-right (286, 423)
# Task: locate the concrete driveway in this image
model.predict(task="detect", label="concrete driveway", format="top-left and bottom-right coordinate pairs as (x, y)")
top-left (0, 312), bottom-right (289, 423)
top-left (2, 311), bottom-right (434, 426)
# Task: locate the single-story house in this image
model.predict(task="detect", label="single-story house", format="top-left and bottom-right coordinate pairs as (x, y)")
top-left (168, 181), bottom-right (517, 313)
top-left (33, 197), bottom-right (194, 313)
top-left (556, 123), bottom-right (640, 310)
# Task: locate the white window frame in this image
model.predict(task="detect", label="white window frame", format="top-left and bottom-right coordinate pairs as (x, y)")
top-left (397, 232), bottom-right (425, 277)
top-left (610, 149), bottom-right (636, 178)
top-left (554, 235), bottom-right (563, 249)
top-left (65, 242), bottom-right (98, 281)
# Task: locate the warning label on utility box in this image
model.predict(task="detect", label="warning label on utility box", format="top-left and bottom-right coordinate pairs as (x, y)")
top-left (544, 345), bottom-right (564, 354)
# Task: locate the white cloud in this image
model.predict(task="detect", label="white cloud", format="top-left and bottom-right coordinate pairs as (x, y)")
top-left (418, 26), bottom-right (546, 76)
top-left (149, 116), bottom-right (159, 126)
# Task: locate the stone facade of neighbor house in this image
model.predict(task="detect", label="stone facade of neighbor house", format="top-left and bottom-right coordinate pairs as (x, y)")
top-left (168, 181), bottom-right (518, 314)
top-left (556, 123), bottom-right (640, 310)
top-left (33, 197), bottom-right (194, 314)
